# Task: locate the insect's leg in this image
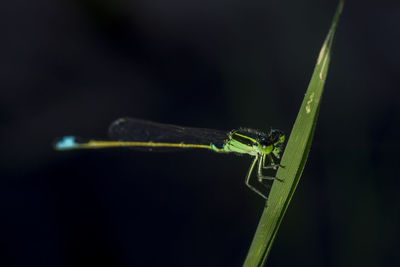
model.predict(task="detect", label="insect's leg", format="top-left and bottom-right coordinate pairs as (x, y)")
top-left (262, 154), bottom-right (267, 167)
top-left (258, 156), bottom-right (283, 182)
top-left (245, 155), bottom-right (268, 200)
top-left (262, 153), bottom-right (275, 169)
top-left (263, 154), bottom-right (285, 170)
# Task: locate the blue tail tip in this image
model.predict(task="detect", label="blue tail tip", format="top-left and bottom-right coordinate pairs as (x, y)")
top-left (55, 136), bottom-right (78, 150)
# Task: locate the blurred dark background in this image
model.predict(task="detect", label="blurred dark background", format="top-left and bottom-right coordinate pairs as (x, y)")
top-left (1, 0), bottom-right (399, 266)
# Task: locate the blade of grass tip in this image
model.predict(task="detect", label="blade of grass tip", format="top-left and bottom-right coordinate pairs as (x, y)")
top-left (243, 1), bottom-right (345, 266)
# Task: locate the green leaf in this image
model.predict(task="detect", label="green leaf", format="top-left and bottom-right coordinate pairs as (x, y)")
top-left (243, 1), bottom-right (345, 266)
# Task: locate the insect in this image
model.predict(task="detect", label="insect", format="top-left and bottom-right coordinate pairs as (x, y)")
top-left (55, 118), bottom-right (285, 199)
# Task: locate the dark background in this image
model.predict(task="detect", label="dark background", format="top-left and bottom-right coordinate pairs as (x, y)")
top-left (1, 0), bottom-right (399, 266)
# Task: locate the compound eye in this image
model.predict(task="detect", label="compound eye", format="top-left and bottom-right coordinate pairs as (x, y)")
top-left (270, 130), bottom-right (282, 143)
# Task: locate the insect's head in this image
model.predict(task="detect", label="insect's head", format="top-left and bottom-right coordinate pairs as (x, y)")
top-left (271, 129), bottom-right (285, 158)
top-left (258, 129), bottom-right (285, 157)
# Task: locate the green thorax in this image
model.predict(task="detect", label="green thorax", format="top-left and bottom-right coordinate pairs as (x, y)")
top-left (211, 128), bottom-right (285, 157)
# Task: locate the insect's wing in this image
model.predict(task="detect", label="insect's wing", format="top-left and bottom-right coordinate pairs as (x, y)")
top-left (108, 118), bottom-right (228, 151)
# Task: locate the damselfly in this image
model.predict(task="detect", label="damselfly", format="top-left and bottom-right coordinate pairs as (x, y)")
top-left (55, 118), bottom-right (285, 199)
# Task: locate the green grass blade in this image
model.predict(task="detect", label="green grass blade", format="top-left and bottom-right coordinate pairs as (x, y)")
top-left (243, 1), bottom-right (345, 266)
